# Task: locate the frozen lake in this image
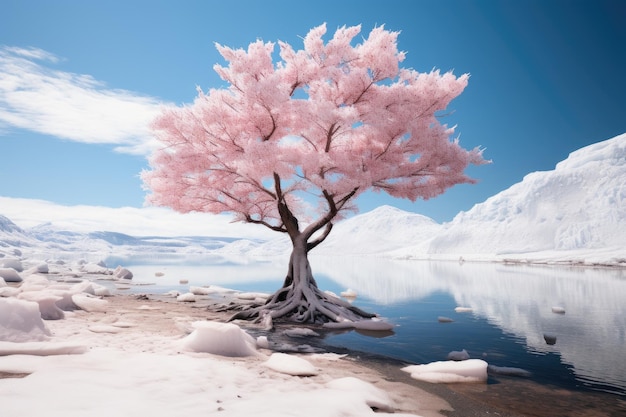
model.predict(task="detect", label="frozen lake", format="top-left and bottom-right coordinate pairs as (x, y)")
top-left (104, 253), bottom-right (626, 399)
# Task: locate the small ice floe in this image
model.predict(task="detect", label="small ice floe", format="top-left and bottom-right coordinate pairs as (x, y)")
top-left (180, 321), bottom-right (258, 357)
top-left (322, 318), bottom-right (394, 332)
top-left (402, 359), bottom-right (488, 383)
top-left (190, 285), bottom-right (236, 295)
top-left (340, 288), bottom-right (357, 299)
top-left (236, 291), bottom-right (270, 301)
top-left (447, 349), bottom-right (470, 361)
top-left (488, 365), bottom-right (532, 378)
top-left (283, 327), bottom-right (320, 338)
top-left (543, 333), bottom-right (557, 345)
top-left (551, 306), bottom-right (566, 314)
top-left (71, 294), bottom-right (108, 312)
top-left (438, 316), bottom-right (454, 323)
top-left (264, 352), bottom-right (318, 376)
top-left (113, 266), bottom-right (133, 280)
top-left (179, 279), bottom-right (189, 284)
top-left (177, 292), bottom-right (196, 302)
top-left (154, 271), bottom-right (165, 277)
top-left (454, 307), bottom-right (473, 313)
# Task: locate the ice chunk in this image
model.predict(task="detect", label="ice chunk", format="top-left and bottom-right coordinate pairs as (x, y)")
top-left (18, 291), bottom-right (65, 320)
top-left (190, 285), bottom-right (236, 295)
top-left (179, 321), bottom-right (258, 357)
top-left (177, 292), bottom-right (196, 302)
top-left (551, 306), bottom-right (566, 314)
top-left (264, 352), bottom-right (318, 376)
top-left (0, 267), bottom-right (22, 282)
top-left (256, 335), bottom-right (270, 349)
top-left (72, 294), bottom-right (108, 312)
top-left (340, 288), bottom-right (357, 298)
top-left (114, 265), bottom-right (133, 280)
top-left (488, 365), bottom-right (532, 377)
top-left (323, 318), bottom-right (394, 331)
top-left (0, 297), bottom-right (51, 342)
top-left (447, 349), bottom-right (470, 361)
top-left (1, 258), bottom-right (23, 272)
top-left (283, 327), bottom-right (320, 337)
top-left (402, 359), bottom-right (488, 383)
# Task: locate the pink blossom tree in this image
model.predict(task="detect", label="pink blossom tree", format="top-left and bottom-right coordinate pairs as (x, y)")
top-left (142, 24), bottom-right (487, 326)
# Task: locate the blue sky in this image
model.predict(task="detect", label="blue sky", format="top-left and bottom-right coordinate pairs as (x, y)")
top-left (1, 0), bottom-right (625, 224)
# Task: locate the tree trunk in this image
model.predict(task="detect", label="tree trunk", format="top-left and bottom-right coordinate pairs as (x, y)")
top-left (229, 235), bottom-right (375, 325)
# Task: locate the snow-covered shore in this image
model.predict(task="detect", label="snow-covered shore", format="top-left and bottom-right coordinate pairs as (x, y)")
top-left (0, 260), bottom-right (465, 417)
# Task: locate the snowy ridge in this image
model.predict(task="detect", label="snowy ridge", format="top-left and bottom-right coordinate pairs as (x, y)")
top-left (416, 133), bottom-right (626, 264)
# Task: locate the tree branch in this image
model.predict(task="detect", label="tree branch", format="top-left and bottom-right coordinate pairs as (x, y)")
top-left (306, 222), bottom-right (333, 251)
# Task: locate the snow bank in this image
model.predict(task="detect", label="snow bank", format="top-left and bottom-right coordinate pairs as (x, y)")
top-left (179, 321), bottom-right (258, 357)
top-left (264, 352), bottom-right (319, 376)
top-left (402, 359), bottom-right (488, 383)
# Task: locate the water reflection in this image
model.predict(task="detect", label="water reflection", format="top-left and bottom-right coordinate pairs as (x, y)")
top-left (311, 255), bottom-right (626, 394)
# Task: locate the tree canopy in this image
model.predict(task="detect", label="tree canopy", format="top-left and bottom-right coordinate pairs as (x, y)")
top-left (143, 24), bottom-right (486, 235)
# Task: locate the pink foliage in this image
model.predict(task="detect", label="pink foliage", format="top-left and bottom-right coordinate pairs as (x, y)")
top-left (143, 23), bottom-right (487, 230)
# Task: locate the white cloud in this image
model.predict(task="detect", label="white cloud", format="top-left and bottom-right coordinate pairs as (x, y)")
top-left (0, 196), bottom-right (275, 239)
top-left (0, 46), bottom-right (168, 155)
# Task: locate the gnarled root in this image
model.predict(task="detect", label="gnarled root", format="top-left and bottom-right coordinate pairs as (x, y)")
top-left (228, 283), bottom-right (375, 325)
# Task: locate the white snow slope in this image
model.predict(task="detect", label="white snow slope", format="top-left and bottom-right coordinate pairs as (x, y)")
top-left (418, 133), bottom-right (626, 265)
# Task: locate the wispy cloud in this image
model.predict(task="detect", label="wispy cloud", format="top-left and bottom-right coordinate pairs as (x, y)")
top-left (0, 46), bottom-right (168, 155)
top-left (0, 196), bottom-right (275, 239)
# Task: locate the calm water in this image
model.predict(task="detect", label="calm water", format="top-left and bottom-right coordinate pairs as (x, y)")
top-left (105, 253), bottom-right (626, 398)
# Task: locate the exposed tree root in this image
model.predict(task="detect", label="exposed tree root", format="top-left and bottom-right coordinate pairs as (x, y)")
top-left (228, 281), bottom-right (375, 325)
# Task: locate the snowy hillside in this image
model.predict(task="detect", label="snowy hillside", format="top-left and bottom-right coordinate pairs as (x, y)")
top-left (414, 133), bottom-right (626, 264)
top-left (0, 215), bottom-right (39, 254)
top-left (318, 205), bottom-right (441, 255)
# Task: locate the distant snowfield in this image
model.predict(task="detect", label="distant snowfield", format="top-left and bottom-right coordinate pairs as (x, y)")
top-left (1, 133), bottom-right (625, 267)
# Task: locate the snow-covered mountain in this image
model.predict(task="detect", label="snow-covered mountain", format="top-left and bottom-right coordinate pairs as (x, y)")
top-left (0, 215), bottom-right (39, 252)
top-left (418, 133), bottom-right (626, 264)
top-left (1, 133), bottom-right (625, 267)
